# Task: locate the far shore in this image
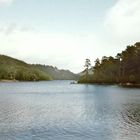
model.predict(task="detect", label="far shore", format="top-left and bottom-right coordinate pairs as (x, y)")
top-left (78, 81), bottom-right (140, 88)
top-left (1, 80), bottom-right (140, 88)
top-left (0, 79), bottom-right (19, 82)
top-left (0, 79), bottom-right (72, 82)
top-left (119, 83), bottom-right (140, 88)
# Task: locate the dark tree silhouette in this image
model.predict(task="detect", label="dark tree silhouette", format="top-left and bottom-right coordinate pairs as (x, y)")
top-left (84, 59), bottom-right (91, 81)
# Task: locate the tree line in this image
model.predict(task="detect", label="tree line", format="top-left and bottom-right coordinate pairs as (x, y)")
top-left (0, 55), bottom-right (51, 81)
top-left (0, 55), bottom-right (79, 81)
top-left (79, 42), bottom-right (140, 84)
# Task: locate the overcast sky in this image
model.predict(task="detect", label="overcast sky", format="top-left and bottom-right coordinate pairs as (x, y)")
top-left (0, 0), bottom-right (140, 73)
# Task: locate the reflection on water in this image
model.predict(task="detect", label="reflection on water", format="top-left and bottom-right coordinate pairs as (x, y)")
top-left (0, 81), bottom-right (140, 140)
top-left (119, 104), bottom-right (140, 139)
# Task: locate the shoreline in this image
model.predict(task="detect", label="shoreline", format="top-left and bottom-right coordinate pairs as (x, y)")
top-left (1, 79), bottom-right (140, 88)
top-left (78, 81), bottom-right (140, 88)
top-left (0, 79), bottom-right (19, 82)
top-left (119, 83), bottom-right (140, 88)
top-left (0, 79), bottom-right (72, 83)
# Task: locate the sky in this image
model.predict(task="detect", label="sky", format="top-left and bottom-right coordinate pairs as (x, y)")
top-left (0, 0), bottom-right (140, 73)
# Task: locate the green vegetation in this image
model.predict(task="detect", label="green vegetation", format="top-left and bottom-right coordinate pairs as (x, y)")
top-left (79, 42), bottom-right (140, 85)
top-left (0, 55), bottom-right (78, 81)
top-left (0, 55), bottom-right (51, 81)
top-left (32, 64), bottom-right (79, 80)
top-left (84, 59), bottom-right (91, 81)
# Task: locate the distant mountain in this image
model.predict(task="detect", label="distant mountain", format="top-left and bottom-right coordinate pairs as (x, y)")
top-left (32, 64), bottom-right (79, 80)
top-left (78, 68), bottom-right (93, 76)
top-left (0, 55), bottom-right (78, 81)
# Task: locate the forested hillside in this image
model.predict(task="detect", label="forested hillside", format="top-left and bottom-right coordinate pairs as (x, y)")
top-left (0, 55), bottom-right (51, 81)
top-left (32, 64), bottom-right (79, 80)
top-left (0, 55), bottom-right (78, 81)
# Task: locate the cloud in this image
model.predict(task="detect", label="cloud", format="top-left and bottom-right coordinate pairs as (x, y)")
top-left (0, 23), bottom-right (35, 36)
top-left (0, 0), bottom-right (15, 5)
top-left (105, 0), bottom-right (140, 43)
top-left (0, 24), bottom-right (110, 72)
top-left (0, 21), bottom-right (130, 73)
top-left (1, 0), bottom-right (140, 72)
top-left (0, 23), bottom-right (17, 35)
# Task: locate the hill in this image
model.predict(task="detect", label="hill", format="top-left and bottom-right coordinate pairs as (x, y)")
top-left (78, 68), bottom-right (93, 76)
top-left (32, 64), bottom-right (79, 80)
top-left (0, 55), bottom-right (51, 81)
top-left (0, 55), bottom-right (78, 81)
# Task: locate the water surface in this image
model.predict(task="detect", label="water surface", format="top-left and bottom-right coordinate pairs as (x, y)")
top-left (0, 80), bottom-right (140, 140)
